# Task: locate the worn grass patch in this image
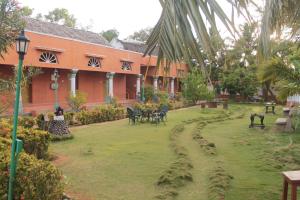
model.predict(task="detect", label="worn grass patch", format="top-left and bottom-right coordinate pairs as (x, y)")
top-left (208, 162), bottom-right (234, 200)
top-left (155, 124), bottom-right (194, 199)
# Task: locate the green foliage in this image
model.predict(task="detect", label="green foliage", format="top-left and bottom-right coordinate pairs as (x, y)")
top-left (127, 27), bottom-right (153, 42)
top-left (101, 29), bottom-right (119, 42)
top-left (0, 119), bottom-right (50, 159)
top-left (259, 42), bottom-right (300, 100)
top-left (0, 124), bottom-right (63, 199)
top-left (20, 6), bottom-right (33, 17)
top-left (156, 90), bottom-right (169, 105)
top-left (182, 69), bottom-right (213, 104)
top-left (44, 8), bottom-right (76, 28)
top-left (0, 0), bottom-right (24, 57)
top-left (144, 85), bottom-right (155, 102)
top-left (18, 116), bottom-right (36, 129)
top-left (0, 148), bottom-right (63, 200)
top-left (67, 90), bottom-right (87, 112)
top-left (76, 104), bottom-right (125, 125)
top-left (222, 67), bottom-right (259, 99)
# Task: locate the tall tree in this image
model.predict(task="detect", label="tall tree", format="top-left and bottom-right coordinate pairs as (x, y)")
top-left (127, 27), bottom-right (153, 42)
top-left (0, 0), bottom-right (24, 57)
top-left (101, 29), bottom-right (119, 42)
top-left (44, 8), bottom-right (76, 28)
top-left (20, 6), bottom-right (33, 17)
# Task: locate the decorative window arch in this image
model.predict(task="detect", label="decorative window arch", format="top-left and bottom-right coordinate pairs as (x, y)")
top-left (88, 57), bottom-right (101, 68)
top-left (121, 61), bottom-right (132, 71)
top-left (39, 52), bottom-right (58, 64)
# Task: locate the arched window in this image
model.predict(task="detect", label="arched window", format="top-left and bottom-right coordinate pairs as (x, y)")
top-left (39, 52), bottom-right (58, 64)
top-left (121, 61), bottom-right (132, 71)
top-left (88, 57), bottom-right (101, 68)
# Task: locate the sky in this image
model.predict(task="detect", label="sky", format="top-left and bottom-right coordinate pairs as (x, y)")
top-left (19, 0), bottom-right (163, 39)
top-left (18, 0), bottom-right (262, 40)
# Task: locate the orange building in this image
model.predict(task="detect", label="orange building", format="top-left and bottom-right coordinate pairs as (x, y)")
top-left (0, 18), bottom-right (188, 114)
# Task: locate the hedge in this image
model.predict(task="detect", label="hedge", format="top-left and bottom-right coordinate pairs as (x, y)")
top-left (76, 104), bottom-right (125, 125)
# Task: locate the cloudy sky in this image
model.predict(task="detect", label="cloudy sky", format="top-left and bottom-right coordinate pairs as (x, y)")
top-left (18, 0), bottom-right (262, 40)
top-left (19, 0), bottom-right (163, 39)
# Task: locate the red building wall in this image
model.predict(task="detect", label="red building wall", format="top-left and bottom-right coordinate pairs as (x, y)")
top-left (114, 74), bottom-right (126, 100)
top-left (77, 71), bottom-right (106, 103)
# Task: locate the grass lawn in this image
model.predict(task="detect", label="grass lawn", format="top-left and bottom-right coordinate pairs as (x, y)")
top-left (50, 104), bottom-right (300, 200)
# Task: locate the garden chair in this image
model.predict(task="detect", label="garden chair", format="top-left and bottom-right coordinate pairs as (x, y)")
top-left (150, 111), bottom-right (161, 125)
top-left (159, 105), bottom-right (169, 122)
top-left (127, 107), bottom-right (140, 125)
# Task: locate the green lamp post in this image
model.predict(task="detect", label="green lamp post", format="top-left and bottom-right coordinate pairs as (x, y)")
top-left (8, 30), bottom-right (30, 200)
top-left (52, 69), bottom-right (59, 109)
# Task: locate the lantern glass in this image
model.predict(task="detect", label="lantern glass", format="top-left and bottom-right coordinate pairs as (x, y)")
top-left (15, 30), bottom-right (30, 55)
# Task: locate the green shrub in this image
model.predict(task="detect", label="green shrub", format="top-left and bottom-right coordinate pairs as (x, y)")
top-left (0, 144), bottom-right (64, 200)
top-left (144, 85), bottom-right (155, 102)
top-left (67, 90), bottom-right (87, 112)
top-left (0, 119), bottom-right (50, 159)
top-left (18, 116), bottom-right (36, 129)
top-left (64, 112), bottom-right (75, 125)
top-left (75, 104), bottom-right (125, 125)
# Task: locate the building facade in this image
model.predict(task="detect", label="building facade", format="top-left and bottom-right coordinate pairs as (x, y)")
top-left (0, 18), bottom-right (187, 114)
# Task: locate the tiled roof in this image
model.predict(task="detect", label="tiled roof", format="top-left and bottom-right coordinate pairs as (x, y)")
top-left (120, 39), bottom-right (159, 55)
top-left (24, 17), bottom-right (111, 46)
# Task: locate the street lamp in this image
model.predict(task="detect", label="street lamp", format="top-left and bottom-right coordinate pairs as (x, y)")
top-left (51, 69), bottom-right (60, 109)
top-left (8, 30), bottom-right (30, 200)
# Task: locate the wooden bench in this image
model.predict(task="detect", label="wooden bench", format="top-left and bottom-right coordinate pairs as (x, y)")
top-left (275, 118), bottom-right (293, 132)
top-left (282, 171), bottom-right (300, 200)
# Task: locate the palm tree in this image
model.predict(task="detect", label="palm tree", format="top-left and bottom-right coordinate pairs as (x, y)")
top-left (259, 42), bottom-right (300, 100)
top-left (260, 0), bottom-right (300, 56)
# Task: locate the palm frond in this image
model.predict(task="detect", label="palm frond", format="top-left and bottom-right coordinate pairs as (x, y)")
top-left (144, 0), bottom-right (250, 81)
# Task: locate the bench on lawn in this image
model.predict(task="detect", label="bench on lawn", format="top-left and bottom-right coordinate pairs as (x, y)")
top-left (275, 118), bottom-right (293, 132)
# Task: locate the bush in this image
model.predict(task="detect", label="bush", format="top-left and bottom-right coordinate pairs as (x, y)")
top-left (182, 69), bottom-right (213, 104)
top-left (67, 90), bottom-right (87, 112)
top-left (144, 85), bottom-right (155, 102)
top-left (64, 112), bottom-right (75, 125)
top-left (0, 119), bottom-right (50, 159)
top-left (75, 104), bottom-right (125, 125)
top-left (0, 144), bottom-right (64, 200)
top-left (18, 116), bottom-right (36, 129)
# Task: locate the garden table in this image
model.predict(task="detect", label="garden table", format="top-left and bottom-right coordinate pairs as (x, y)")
top-left (282, 171), bottom-right (300, 200)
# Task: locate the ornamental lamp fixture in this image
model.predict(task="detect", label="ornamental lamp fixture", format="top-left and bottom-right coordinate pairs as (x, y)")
top-left (15, 30), bottom-right (30, 57)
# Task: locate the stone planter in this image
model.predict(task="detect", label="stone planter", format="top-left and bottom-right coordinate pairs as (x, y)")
top-left (207, 101), bottom-right (217, 108)
top-left (200, 103), bottom-right (206, 108)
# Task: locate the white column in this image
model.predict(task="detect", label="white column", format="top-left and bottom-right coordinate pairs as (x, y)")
top-left (170, 77), bottom-right (175, 97)
top-left (136, 74), bottom-right (142, 99)
top-left (70, 69), bottom-right (78, 96)
top-left (153, 76), bottom-right (159, 91)
top-left (106, 72), bottom-right (115, 98)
